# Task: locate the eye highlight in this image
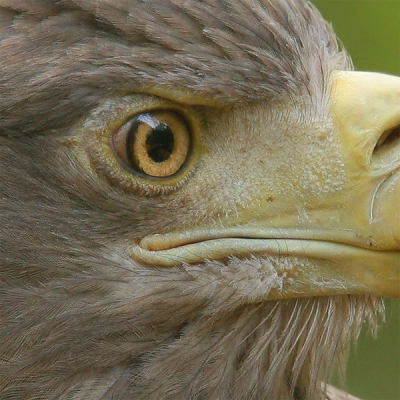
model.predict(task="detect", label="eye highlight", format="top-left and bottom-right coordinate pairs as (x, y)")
top-left (111, 111), bottom-right (191, 178)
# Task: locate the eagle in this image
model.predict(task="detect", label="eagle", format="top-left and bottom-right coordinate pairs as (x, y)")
top-left (0, 0), bottom-right (399, 399)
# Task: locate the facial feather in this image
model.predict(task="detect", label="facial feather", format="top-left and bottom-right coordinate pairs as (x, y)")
top-left (0, 0), bottom-right (350, 135)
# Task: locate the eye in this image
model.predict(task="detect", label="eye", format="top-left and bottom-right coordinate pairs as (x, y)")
top-left (111, 111), bottom-right (191, 178)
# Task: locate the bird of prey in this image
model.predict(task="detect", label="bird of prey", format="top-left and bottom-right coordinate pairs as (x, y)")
top-left (0, 0), bottom-right (399, 399)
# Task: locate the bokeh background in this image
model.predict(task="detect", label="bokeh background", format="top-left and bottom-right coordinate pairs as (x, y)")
top-left (311, 1), bottom-right (400, 399)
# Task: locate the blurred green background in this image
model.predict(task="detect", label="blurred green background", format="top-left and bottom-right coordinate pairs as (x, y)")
top-left (311, 1), bottom-right (400, 400)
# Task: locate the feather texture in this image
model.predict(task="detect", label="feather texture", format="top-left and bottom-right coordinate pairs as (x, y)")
top-left (0, 0), bottom-right (351, 135)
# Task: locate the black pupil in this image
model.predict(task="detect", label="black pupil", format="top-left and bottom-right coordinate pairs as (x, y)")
top-left (146, 123), bottom-right (174, 162)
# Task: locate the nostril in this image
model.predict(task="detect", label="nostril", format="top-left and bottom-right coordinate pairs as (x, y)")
top-left (373, 124), bottom-right (400, 158)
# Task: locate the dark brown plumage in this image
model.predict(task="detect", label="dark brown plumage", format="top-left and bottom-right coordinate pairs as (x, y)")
top-left (0, 1), bottom-right (399, 399)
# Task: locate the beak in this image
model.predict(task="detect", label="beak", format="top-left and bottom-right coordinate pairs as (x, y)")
top-left (330, 71), bottom-right (400, 244)
top-left (130, 71), bottom-right (400, 300)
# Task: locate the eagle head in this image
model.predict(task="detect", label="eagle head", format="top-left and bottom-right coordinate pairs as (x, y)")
top-left (0, 1), bottom-right (399, 399)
